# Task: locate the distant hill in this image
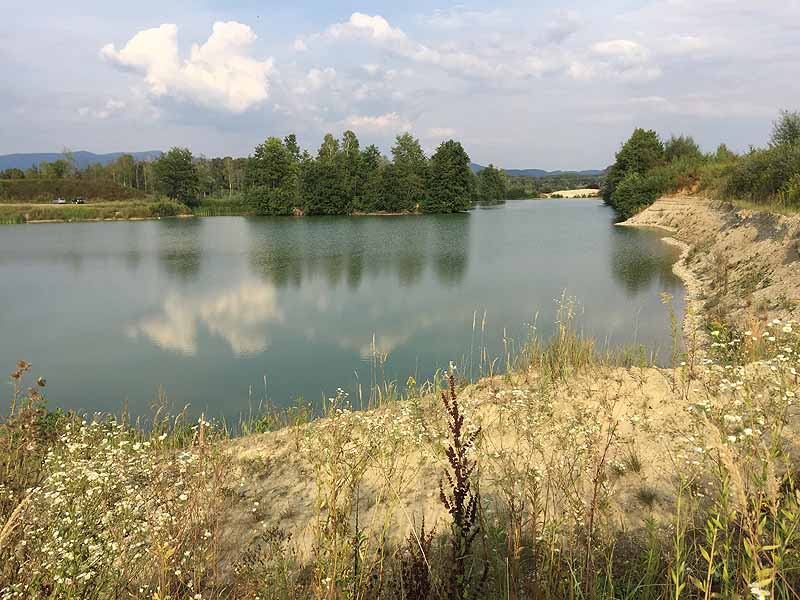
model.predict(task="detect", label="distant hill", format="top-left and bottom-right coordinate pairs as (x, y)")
top-left (470, 163), bottom-right (603, 177)
top-left (0, 151), bottom-right (163, 171)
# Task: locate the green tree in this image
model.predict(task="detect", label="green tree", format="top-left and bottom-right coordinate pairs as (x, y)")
top-left (423, 140), bottom-right (473, 213)
top-left (302, 135), bottom-right (350, 215)
top-left (771, 109), bottom-right (800, 147)
top-left (603, 128), bottom-right (665, 210)
top-left (715, 143), bottom-right (737, 161)
top-left (391, 133), bottom-right (428, 211)
top-left (341, 130), bottom-right (362, 207)
top-left (476, 164), bottom-right (507, 203)
top-left (1, 168), bottom-right (25, 179)
top-left (245, 137), bottom-right (300, 215)
top-left (152, 147), bottom-right (199, 206)
top-left (284, 134), bottom-right (301, 161)
top-left (356, 144), bottom-right (384, 211)
top-left (664, 135), bottom-right (703, 162)
top-left (40, 159), bottom-right (70, 179)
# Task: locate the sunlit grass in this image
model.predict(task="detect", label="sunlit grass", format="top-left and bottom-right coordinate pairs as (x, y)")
top-left (2, 312), bottom-right (799, 598)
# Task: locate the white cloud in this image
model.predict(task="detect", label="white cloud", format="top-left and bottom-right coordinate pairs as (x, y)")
top-left (591, 39), bottom-right (650, 65)
top-left (293, 67), bottom-right (336, 95)
top-left (345, 112), bottom-right (411, 131)
top-left (102, 21), bottom-right (274, 113)
top-left (567, 39), bottom-right (661, 82)
top-left (420, 7), bottom-right (512, 30)
top-left (329, 13), bottom-right (407, 43)
top-left (319, 13), bottom-right (501, 80)
top-left (544, 10), bottom-right (581, 43)
top-left (659, 34), bottom-right (712, 55)
top-left (78, 98), bottom-right (127, 119)
top-left (428, 127), bottom-right (457, 138)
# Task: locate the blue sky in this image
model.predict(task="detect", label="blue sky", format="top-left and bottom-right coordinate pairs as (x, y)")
top-left (2, 0), bottom-right (798, 169)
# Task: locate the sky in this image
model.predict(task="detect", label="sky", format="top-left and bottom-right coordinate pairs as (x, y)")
top-left (1, 0), bottom-right (799, 169)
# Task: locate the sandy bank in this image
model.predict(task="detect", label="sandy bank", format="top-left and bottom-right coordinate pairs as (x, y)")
top-left (622, 194), bottom-right (800, 327)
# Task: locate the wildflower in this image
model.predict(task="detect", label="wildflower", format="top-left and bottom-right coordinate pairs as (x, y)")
top-left (750, 582), bottom-right (769, 600)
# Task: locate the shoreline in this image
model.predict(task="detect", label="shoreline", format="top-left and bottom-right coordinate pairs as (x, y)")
top-left (616, 218), bottom-right (706, 348)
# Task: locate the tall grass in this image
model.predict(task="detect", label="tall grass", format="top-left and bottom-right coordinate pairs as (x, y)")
top-left (2, 314), bottom-right (799, 598)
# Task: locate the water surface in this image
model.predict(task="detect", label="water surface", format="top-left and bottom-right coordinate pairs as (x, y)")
top-left (0, 199), bottom-right (683, 420)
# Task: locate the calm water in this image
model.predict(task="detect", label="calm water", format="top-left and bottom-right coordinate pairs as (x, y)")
top-left (0, 199), bottom-right (683, 420)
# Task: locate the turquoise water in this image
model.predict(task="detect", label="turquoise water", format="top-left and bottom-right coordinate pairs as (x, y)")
top-left (0, 199), bottom-right (683, 421)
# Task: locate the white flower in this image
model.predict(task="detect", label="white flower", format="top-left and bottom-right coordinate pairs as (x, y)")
top-left (750, 582), bottom-right (769, 600)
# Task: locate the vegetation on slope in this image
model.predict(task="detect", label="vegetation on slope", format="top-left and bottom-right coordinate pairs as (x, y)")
top-left (603, 109), bottom-right (800, 218)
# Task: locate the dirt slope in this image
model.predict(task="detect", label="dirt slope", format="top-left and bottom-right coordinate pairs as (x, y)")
top-left (623, 194), bottom-right (800, 328)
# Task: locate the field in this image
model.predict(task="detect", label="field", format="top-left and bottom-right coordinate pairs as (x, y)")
top-left (0, 200), bottom-right (191, 224)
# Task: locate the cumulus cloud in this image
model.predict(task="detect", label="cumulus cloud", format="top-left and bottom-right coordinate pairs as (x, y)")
top-left (428, 127), bottom-right (457, 138)
top-left (293, 67), bottom-right (336, 95)
top-left (345, 112), bottom-right (411, 131)
top-left (567, 39), bottom-right (661, 82)
top-left (78, 98), bottom-right (127, 119)
top-left (329, 13), bottom-right (407, 43)
top-left (317, 13), bottom-right (502, 80)
top-left (102, 21), bottom-right (274, 113)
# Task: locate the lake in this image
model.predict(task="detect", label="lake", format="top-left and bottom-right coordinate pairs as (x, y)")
top-left (0, 199), bottom-right (684, 421)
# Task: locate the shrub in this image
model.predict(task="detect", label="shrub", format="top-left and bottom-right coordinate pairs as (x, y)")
top-left (723, 143), bottom-right (800, 203)
top-left (150, 200), bottom-right (187, 217)
top-left (610, 171), bottom-right (668, 218)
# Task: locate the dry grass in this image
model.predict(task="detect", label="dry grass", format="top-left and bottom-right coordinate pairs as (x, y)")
top-left (1, 314), bottom-right (799, 599)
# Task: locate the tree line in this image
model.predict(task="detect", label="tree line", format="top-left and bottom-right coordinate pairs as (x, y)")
top-left (1, 132), bottom-right (520, 214)
top-left (602, 109), bottom-right (800, 218)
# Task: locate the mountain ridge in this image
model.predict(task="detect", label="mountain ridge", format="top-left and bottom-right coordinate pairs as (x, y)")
top-left (0, 151), bottom-right (163, 171)
top-left (0, 152), bottom-right (602, 179)
top-left (470, 163), bottom-right (604, 177)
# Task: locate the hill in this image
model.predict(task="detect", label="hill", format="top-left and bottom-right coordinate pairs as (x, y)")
top-left (0, 150), bottom-right (162, 171)
top-left (470, 163), bottom-right (603, 177)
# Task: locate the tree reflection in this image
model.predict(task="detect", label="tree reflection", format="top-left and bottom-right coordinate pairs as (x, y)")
top-left (246, 215), bottom-right (470, 288)
top-left (157, 218), bottom-right (202, 281)
top-left (431, 214), bottom-right (470, 286)
top-left (610, 226), bottom-right (680, 295)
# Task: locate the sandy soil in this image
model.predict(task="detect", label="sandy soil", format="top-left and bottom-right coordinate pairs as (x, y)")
top-left (623, 194), bottom-right (800, 326)
top-left (547, 188), bottom-right (600, 198)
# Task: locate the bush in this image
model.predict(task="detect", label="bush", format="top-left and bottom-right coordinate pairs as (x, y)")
top-left (246, 185), bottom-right (297, 216)
top-left (723, 143), bottom-right (800, 203)
top-left (150, 200), bottom-right (188, 217)
top-left (611, 171), bottom-right (668, 218)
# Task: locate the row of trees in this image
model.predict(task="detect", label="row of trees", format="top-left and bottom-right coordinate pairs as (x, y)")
top-left (154, 132), bottom-right (487, 214)
top-left (3, 132), bottom-right (521, 214)
top-left (1, 151), bottom-right (250, 199)
top-left (603, 109), bottom-right (800, 217)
